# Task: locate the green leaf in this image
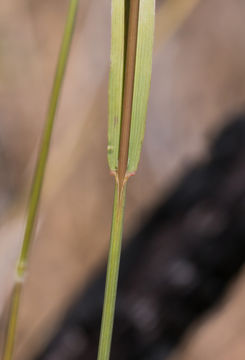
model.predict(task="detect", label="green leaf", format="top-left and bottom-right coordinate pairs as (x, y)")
top-left (128, 0), bottom-right (155, 173)
top-left (107, 0), bottom-right (155, 175)
top-left (107, 0), bottom-right (125, 172)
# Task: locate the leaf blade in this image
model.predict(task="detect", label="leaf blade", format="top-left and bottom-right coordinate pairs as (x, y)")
top-left (127, 0), bottom-right (155, 174)
top-left (107, 0), bottom-right (125, 172)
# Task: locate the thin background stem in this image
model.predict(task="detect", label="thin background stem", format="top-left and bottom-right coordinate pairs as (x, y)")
top-left (2, 1), bottom-right (79, 359)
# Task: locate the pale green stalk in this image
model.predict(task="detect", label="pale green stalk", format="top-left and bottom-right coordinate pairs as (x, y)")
top-left (97, 183), bottom-right (127, 360)
top-left (2, 1), bottom-right (79, 359)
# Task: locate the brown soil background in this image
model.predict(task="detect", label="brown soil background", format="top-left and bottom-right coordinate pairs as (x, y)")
top-left (1, 0), bottom-right (245, 359)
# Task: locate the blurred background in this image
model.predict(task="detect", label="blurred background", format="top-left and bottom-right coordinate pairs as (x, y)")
top-left (1, 0), bottom-right (245, 359)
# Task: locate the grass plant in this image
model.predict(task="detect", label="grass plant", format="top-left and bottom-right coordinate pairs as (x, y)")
top-left (2, 1), bottom-right (79, 359)
top-left (0, 0), bottom-right (203, 359)
top-left (97, 1), bottom-right (155, 359)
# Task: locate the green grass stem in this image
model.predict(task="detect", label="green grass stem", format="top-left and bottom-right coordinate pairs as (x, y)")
top-left (98, 0), bottom-right (155, 359)
top-left (97, 1), bottom-right (140, 358)
top-left (2, 1), bottom-right (79, 359)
